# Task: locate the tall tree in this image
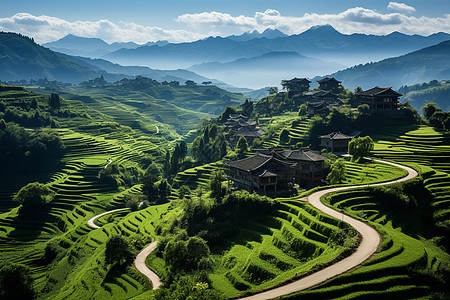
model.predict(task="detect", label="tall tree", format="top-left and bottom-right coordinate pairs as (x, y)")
top-left (105, 236), bottom-right (132, 265)
top-left (48, 93), bottom-right (61, 110)
top-left (326, 158), bottom-right (345, 184)
top-left (348, 136), bottom-right (374, 160)
top-left (235, 136), bottom-right (249, 158)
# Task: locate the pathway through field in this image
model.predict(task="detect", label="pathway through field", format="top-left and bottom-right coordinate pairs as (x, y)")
top-left (240, 159), bottom-right (417, 300)
top-left (86, 208), bottom-right (162, 289)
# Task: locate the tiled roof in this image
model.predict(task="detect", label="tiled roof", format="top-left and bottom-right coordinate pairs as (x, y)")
top-left (358, 86), bottom-right (402, 97)
top-left (320, 131), bottom-right (353, 140)
top-left (235, 126), bottom-right (265, 137)
top-left (276, 149), bottom-right (325, 162)
top-left (317, 77), bottom-right (341, 84)
top-left (227, 153), bottom-right (293, 172)
top-left (282, 77), bottom-right (311, 83)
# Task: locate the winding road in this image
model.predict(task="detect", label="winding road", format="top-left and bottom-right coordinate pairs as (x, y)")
top-left (86, 159), bottom-right (417, 297)
top-left (86, 208), bottom-right (162, 289)
top-left (240, 159), bottom-right (418, 300)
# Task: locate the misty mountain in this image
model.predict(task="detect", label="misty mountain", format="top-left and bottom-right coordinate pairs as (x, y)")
top-left (0, 32), bottom-right (99, 83)
top-left (316, 40), bottom-right (450, 91)
top-left (43, 34), bottom-right (141, 57)
top-left (226, 28), bottom-right (287, 41)
top-left (104, 25), bottom-right (450, 70)
top-left (188, 51), bottom-right (344, 89)
top-left (0, 32), bottom-right (220, 86)
top-left (60, 54), bottom-right (219, 84)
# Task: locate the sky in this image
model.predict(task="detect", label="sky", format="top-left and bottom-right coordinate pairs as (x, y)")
top-left (1, 0), bottom-right (450, 44)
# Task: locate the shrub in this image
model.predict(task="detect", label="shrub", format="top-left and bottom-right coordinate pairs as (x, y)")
top-left (0, 264), bottom-right (34, 300)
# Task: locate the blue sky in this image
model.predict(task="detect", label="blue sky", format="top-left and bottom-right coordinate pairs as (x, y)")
top-left (1, 0), bottom-right (449, 43)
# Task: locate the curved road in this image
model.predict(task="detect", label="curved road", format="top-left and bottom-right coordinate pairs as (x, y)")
top-left (87, 208), bottom-right (129, 229)
top-left (134, 241), bottom-right (163, 289)
top-left (86, 208), bottom-right (162, 289)
top-left (241, 159), bottom-right (418, 300)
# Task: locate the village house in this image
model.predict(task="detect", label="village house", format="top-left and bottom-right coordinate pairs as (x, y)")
top-left (227, 148), bottom-right (327, 193)
top-left (273, 149), bottom-right (325, 188)
top-left (227, 153), bottom-right (295, 194)
top-left (305, 90), bottom-right (342, 116)
top-left (317, 77), bottom-right (342, 91)
top-left (225, 114), bottom-right (265, 146)
top-left (357, 86), bottom-right (402, 111)
top-left (281, 77), bottom-right (311, 93)
top-left (320, 131), bottom-right (359, 153)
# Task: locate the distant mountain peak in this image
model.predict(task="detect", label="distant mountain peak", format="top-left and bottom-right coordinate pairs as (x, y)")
top-left (226, 28), bottom-right (287, 41)
top-left (304, 24), bottom-right (340, 34)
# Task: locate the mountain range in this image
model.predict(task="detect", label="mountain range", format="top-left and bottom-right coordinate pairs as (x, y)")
top-left (0, 32), bottom-right (215, 85)
top-left (103, 25), bottom-right (450, 70)
top-left (316, 40), bottom-right (450, 91)
top-left (43, 34), bottom-right (169, 58)
top-left (188, 51), bottom-right (345, 89)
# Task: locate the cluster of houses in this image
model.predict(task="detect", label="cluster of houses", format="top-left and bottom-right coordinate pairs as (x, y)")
top-left (226, 77), bottom-right (403, 194)
top-left (224, 114), bottom-right (265, 146)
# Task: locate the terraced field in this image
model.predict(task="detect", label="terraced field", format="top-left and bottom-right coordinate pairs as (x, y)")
top-left (282, 187), bottom-right (448, 299)
top-left (259, 116), bottom-right (310, 149)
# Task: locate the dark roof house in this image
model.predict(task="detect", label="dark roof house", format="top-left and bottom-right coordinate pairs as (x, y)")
top-left (281, 77), bottom-right (311, 93)
top-left (319, 131), bottom-right (359, 153)
top-left (357, 87), bottom-right (402, 111)
top-left (317, 77), bottom-right (342, 91)
top-left (227, 153), bottom-right (295, 194)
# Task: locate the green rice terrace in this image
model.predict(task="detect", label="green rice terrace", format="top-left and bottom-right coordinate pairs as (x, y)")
top-left (0, 84), bottom-right (449, 300)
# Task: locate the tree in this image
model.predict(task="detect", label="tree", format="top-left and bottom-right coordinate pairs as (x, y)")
top-left (279, 129), bottom-right (290, 144)
top-left (105, 236), bottom-right (132, 265)
top-left (164, 236), bottom-right (210, 272)
top-left (298, 104), bottom-right (307, 116)
top-left (0, 264), bottom-right (34, 300)
top-left (202, 81), bottom-right (212, 85)
top-left (158, 179), bottom-right (171, 203)
top-left (13, 182), bottom-right (55, 210)
top-left (268, 87), bottom-right (278, 95)
top-left (209, 170), bottom-right (226, 202)
top-left (357, 104), bottom-right (370, 114)
top-left (348, 136), bottom-right (374, 160)
top-left (179, 141), bottom-right (188, 162)
top-left (235, 136), bottom-right (248, 158)
top-left (0, 119), bottom-right (6, 130)
top-left (326, 158), bottom-right (345, 184)
top-left (48, 93), bottom-right (61, 110)
top-left (421, 103), bottom-right (441, 120)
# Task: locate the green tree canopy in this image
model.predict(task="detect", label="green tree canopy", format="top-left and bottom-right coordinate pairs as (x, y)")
top-left (235, 136), bottom-right (248, 158)
top-left (348, 136), bottom-right (374, 160)
top-left (209, 170), bottom-right (226, 202)
top-left (13, 182), bottom-right (55, 210)
top-left (421, 103), bottom-right (441, 120)
top-left (164, 236), bottom-right (210, 272)
top-left (298, 104), bottom-right (307, 116)
top-left (48, 93), bottom-right (61, 110)
top-left (0, 263), bottom-right (34, 300)
top-left (105, 236), bottom-right (132, 265)
top-left (326, 158), bottom-right (345, 184)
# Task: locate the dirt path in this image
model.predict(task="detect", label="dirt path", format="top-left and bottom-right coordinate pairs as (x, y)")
top-left (134, 241), bottom-right (163, 289)
top-left (86, 208), bottom-right (129, 229)
top-left (240, 159), bottom-right (418, 300)
top-left (86, 208), bottom-right (162, 289)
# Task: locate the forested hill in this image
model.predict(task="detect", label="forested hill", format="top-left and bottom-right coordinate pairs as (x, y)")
top-left (400, 80), bottom-right (450, 111)
top-left (0, 32), bottom-right (98, 83)
top-left (0, 32), bottom-right (217, 86)
top-left (318, 40), bottom-right (450, 91)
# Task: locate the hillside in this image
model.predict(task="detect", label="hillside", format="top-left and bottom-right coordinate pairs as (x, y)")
top-left (0, 32), bottom-right (220, 87)
top-left (318, 40), bottom-right (450, 91)
top-left (400, 80), bottom-right (450, 111)
top-left (188, 51), bottom-right (344, 88)
top-left (104, 25), bottom-right (450, 70)
top-left (0, 32), bottom-right (99, 83)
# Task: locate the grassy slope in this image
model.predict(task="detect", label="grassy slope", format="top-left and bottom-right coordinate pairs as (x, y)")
top-left (282, 125), bottom-right (450, 299)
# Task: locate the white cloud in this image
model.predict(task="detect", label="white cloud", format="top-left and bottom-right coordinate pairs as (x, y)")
top-left (177, 7), bottom-right (450, 36)
top-left (0, 13), bottom-right (208, 44)
top-left (388, 2), bottom-right (416, 14)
